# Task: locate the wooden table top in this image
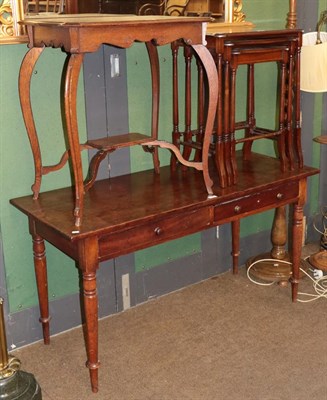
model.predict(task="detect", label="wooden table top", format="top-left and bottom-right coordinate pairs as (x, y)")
top-left (22, 14), bottom-right (210, 26)
top-left (22, 13), bottom-right (210, 50)
top-left (206, 27), bottom-right (302, 40)
top-left (206, 25), bottom-right (302, 36)
top-left (10, 153), bottom-right (319, 241)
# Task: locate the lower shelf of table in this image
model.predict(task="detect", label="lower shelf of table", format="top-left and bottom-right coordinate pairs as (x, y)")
top-left (86, 132), bottom-right (151, 150)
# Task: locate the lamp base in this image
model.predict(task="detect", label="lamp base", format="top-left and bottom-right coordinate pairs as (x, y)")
top-left (246, 252), bottom-right (307, 287)
top-left (308, 250), bottom-right (327, 272)
top-left (0, 370), bottom-right (42, 400)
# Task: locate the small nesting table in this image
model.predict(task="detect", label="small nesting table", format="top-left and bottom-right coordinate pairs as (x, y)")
top-left (206, 28), bottom-right (303, 187)
top-left (167, 29), bottom-right (303, 189)
top-left (205, 28), bottom-right (305, 279)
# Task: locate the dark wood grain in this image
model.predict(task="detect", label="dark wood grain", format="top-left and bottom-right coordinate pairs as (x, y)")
top-left (20, 15), bottom-right (218, 227)
top-left (11, 153), bottom-right (316, 240)
top-left (11, 152), bottom-right (319, 392)
top-left (206, 29), bottom-right (303, 183)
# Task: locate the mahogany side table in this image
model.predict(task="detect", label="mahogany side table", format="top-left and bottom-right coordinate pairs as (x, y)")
top-left (11, 153), bottom-right (319, 393)
top-left (19, 14), bottom-right (218, 228)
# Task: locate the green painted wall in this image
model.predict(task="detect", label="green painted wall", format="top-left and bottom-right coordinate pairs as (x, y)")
top-left (0, 45), bottom-right (86, 312)
top-left (0, 0), bottom-right (324, 316)
top-left (127, 43), bottom-right (202, 270)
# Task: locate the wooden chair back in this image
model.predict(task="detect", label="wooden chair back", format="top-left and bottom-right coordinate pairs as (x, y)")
top-left (26, 0), bottom-right (65, 14)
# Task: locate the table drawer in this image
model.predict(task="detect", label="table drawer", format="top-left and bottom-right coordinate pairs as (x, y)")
top-left (99, 207), bottom-right (212, 259)
top-left (214, 181), bottom-right (299, 222)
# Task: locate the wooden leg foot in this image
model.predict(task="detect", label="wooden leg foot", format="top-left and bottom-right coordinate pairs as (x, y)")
top-left (82, 270), bottom-right (100, 392)
top-left (39, 316), bottom-right (51, 345)
top-left (290, 277), bottom-right (299, 302)
top-left (86, 361), bottom-right (100, 393)
top-left (32, 232), bottom-right (50, 345)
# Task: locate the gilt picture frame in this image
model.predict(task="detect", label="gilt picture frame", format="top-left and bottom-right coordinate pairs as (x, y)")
top-left (0, 0), bottom-right (26, 43)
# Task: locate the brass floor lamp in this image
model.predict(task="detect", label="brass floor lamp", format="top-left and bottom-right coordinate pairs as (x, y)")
top-left (300, 9), bottom-right (327, 273)
top-left (246, 1), bottom-right (303, 285)
top-left (247, 3), bottom-right (327, 285)
top-left (0, 298), bottom-right (42, 399)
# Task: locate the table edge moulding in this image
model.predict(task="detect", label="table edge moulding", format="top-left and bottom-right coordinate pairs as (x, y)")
top-left (12, 15), bottom-right (320, 394)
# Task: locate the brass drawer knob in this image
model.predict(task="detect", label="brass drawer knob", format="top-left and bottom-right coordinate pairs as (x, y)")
top-left (277, 193), bottom-right (283, 199)
top-left (154, 227), bottom-right (162, 236)
top-left (234, 205), bottom-right (241, 213)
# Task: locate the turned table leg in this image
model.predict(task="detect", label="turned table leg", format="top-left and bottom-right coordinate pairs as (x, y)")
top-left (231, 220), bottom-right (240, 274)
top-left (82, 271), bottom-right (100, 393)
top-left (29, 221), bottom-right (50, 345)
top-left (78, 238), bottom-right (100, 393)
top-left (246, 180), bottom-right (307, 301)
top-left (291, 203), bottom-right (304, 302)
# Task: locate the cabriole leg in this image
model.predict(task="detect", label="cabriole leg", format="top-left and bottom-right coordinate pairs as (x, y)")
top-left (19, 47), bottom-right (45, 199)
